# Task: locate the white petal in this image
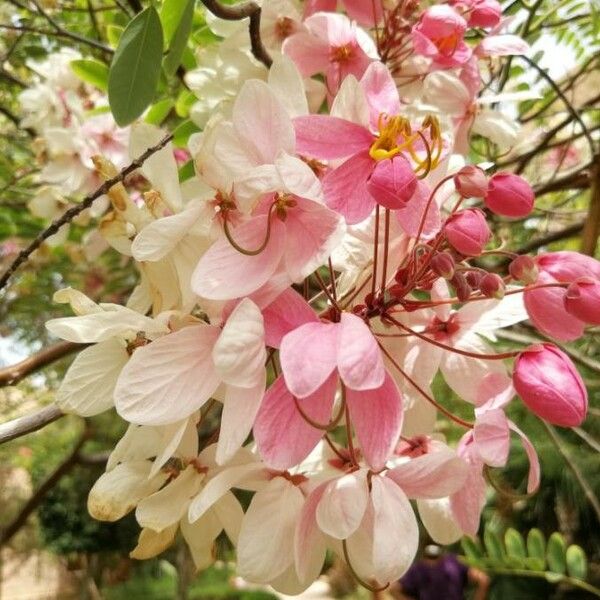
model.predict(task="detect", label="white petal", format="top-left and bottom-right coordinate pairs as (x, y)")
top-left (130, 525), bottom-right (178, 559)
top-left (417, 498), bottom-right (463, 545)
top-left (56, 338), bottom-right (128, 416)
top-left (213, 491), bottom-right (245, 545)
top-left (268, 55), bottom-right (309, 118)
top-left (180, 509), bottom-right (222, 570)
top-left (115, 325), bottom-right (221, 425)
top-left (316, 470), bottom-right (369, 539)
top-left (150, 416), bottom-right (199, 478)
top-left (87, 461), bottom-right (167, 521)
top-left (212, 298), bottom-right (266, 388)
top-left (237, 477), bottom-right (305, 582)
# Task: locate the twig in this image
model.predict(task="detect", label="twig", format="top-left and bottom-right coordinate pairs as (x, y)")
top-left (0, 341), bottom-right (82, 387)
top-left (580, 157), bottom-right (600, 256)
top-left (0, 133), bottom-right (173, 291)
top-left (199, 0), bottom-right (272, 68)
top-left (0, 431), bottom-right (86, 546)
top-left (0, 404), bottom-right (65, 446)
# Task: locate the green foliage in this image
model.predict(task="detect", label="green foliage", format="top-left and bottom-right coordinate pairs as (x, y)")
top-left (108, 6), bottom-right (164, 126)
top-left (71, 59), bottom-right (109, 92)
top-left (160, 0), bottom-right (194, 76)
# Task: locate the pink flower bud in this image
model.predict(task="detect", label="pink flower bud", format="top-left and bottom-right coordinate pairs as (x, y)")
top-left (451, 272), bottom-right (471, 301)
top-left (445, 208), bottom-right (491, 256)
top-left (368, 156), bottom-right (417, 210)
top-left (430, 252), bottom-right (455, 279)
top-left (536, 251), bottom-right (600, 283)
top-left (479, 272), bottom-right (505, 299)
top-left (484, 172), bottom-right (535, 218)
top-left (509, 255), bottom-right (538, 284)
top-left (454, 165), bottom-right (488, 198)
top-left (465, 270), bottom-right (483, 288)
top-left (468, 0), bottom-right (502, 28)
top-left (564, 277), bottom-right (600, 325)
top-left (513, 344), bottom-right (588, 427)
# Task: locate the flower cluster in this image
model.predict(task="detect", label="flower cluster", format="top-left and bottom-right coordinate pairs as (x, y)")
top-left (41, 0), bottom-right (596, 593)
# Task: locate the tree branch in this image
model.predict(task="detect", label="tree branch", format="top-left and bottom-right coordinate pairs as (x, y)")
top-left (0, 133), bottom-right (174, 292)
top-left (580, 157), bottom-right (600, 256)
top-left (0, 404), bottom-right (65, 446)
top-left (0, 341), bottom-right (83, 387)
top-left (199, 0), bottom-right (272, 68)
top-left (0, 432), bottom-right (86, 546)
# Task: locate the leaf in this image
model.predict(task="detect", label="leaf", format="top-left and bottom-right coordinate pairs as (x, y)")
top-left (505, 528), bottom-right (527, 560)
top-left (566, 545), bottom-right (587, 580)
top-left (145, 98), bottom-right (175, 125)
top-left (107, 24), bottom-right (123, 48)
top-left (178, 159), bottom-right (195, 182)
top-left (527, 528), bottom-right (546, 565)
top-left (547, 532), bottom-right (567, 575)
top-left (71, 59), bottom-right (109, 92)
top-left (461, 537), bottom-right (484, 561)
top-left (175, 89), bottom-right (196, 118)
top-left (173, 119), bottom-right (200, 148)
top-left (484, 527), bottom-right (504, 563)
top-left (162, 0), bottom-right (194, 76)
top-left (108, 6), bottom-right (164, 126)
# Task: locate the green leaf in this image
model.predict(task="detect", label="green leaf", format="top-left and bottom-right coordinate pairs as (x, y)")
top-left (70, 59), bottom-right (109, 92)
top-left (547, 533), bottom-right (567, 575)
top-left (527, 529), bottom-right (546, 565)
top-left (106, 24), bottom-right (123, 48)
top-left (160, 0), bottom-right (190, 45)
top-left (461, 537), bottom-right (484, 561)
top-left (163, 0), bottom-right (194, 76)
top-left (484, 527), bottom-right (504, 563)
top-left (173, 119), bottom-right (200, 148)
top-left (145, 98), bottom-right (174, 125)
top-left (505, 528), bottom-right (527, 560)
top-left (108, 6), bottom-right (164, 127)
top-left (566, 545), bottom-right (587, 580)
top-left (178, 159), bottom-right (195, 182)
top-left (175, 89), bottom-right (196, 118)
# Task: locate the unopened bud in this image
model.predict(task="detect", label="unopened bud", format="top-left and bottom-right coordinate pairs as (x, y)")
top-left (509, 255), bottom-right (538, 284)
top-left (454, 165), bottom-right (488, 198)
top-left (485, 172), bottom-right (535, 218)
top-left (451, 272), bottom-right (471, 302)
top-left (430, 252), bottom-right (455, 279)
top-left (564, 277), bottom-right (600, 325)
top-left (479, 273), bottom-right (505, 299)
top-left (465, 270), bottom-right (483, 288)
top-left (445, 209), bottom-right (491, 256)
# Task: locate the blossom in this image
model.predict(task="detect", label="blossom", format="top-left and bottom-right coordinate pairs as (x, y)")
top-left (484, 172), bottom-right (535, 218)
top-left (444, 208), bottom-right (491, 256)
top-left (564, 278), bottom-right (600, 325)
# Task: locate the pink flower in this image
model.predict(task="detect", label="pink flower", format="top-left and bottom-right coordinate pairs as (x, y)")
top-left (283, 12), bottom-right (376, 95)
top-left (303, 0), bottom-right (383, 27)
top-left (524, 251), bottom-right (600, 341)
top-left (454, 165), bottom-right (488, 198)
top-left (294, 62), bottom-right (441, 229)
top-left (451, 0), bottom-right (502, 28)
top-left (513, 344), bottom-right (588, 427)
top-left (564, 277), bottom-right (600, 325)
top-left (411, 5), bottom-right (472, 68)
top-left (444, 208), bottom-right (491, 256)
top-left (484, 172), bottom-right (534, 218)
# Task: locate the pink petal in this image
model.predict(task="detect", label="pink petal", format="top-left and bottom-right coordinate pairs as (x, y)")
top-left (476, 35), bottom-right (529, 57)
top-left (387, 450), bottom-right (469, 498)
top-left (508, 420), bottom-right (540, 493)
top-left (343, 0), bottom-right (383, 26)
top-left (262, 288), bottom-right (318, 348)
top-left (396, 180), bottom-right (441, 239)
top-left (360, 62), bottom-right (400, 129)
top-left (283, 196), bottom-right (346, 282)
top-left (472, 408), bottom-right (510, 467)
top-left (191, 216), bottom-right (286, 300)
top-left (217, 373), bottom-right (266, 465)
top-left (346, 371), bottom-right (403, 471)
top-left (323, 151), bottom-right (375, 224)
top-left (282, 32), bottom-right (330, 78)
top-left (367, 156), bottom-right (417, 210)
top-left (337, 312), bottom-right (385, 391)
top-left (254, 373), bottom-right (336, 470)
top-left (449, 460), bottom-right (486, 536)
top-left (303, 0), bottom-right (336, 19)
top-left (293, 115), bottom-right (372, 160)
top-left (524, 272), bottom-right (585, 341)
top-left (279, 321), bottom-right (339, 398)
top-left (294, 482), bottom-right (329, 584)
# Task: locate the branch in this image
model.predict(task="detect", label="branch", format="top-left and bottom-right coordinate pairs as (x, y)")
top-left (0, 133), bottom-right (173, 291)
top-left (580, 157), bottom-right (600, 256)
top-left (0, 341), bottom-right (82, 387)
top-left (533, 161), bottom-right (593, 196)
top-left (0, 404), bottom-right (65, 445)
top-left (199, 0), bottom-right (272, 68)
top-left (0, 432), bottom-right (86, 546)
top-left (512, 221), bottom-right (585, 255)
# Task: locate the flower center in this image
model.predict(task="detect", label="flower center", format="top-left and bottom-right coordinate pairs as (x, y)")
top-left (433, 32), bottom-right (460, 57)
top-left (330, 44), bottom-right (354, 63)
top-left (275, 16), bottom-right (294, 40)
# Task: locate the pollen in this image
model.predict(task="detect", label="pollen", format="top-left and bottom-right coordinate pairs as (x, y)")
top-left (330, 44), bottom-right (354, 63)
top-left (369, 115), bottom-right (412, 161)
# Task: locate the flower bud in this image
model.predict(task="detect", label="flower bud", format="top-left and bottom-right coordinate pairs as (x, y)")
top-left (468, 0), bottom-right (502, 28)
top-left (454, 165), bottom-right (488, 198)
top-left (465, 270), bottom-right (483, 288)
top-left (509, 255), bottom-right (538, 284)
top-left (451, 271), bottom-right (471, 302)
top-left (368, 156), bottom-right (417, 209)
top-left (513, 344), bottom-right (588, 427)
top-left (479, 272), bottom-right (505, 299)
top-left (444, 208), bottom-right (491, 256)
top-left (484, 172), bottom-right (535, 218)
top-left (564, 277), bottom-right (600, 325)
top-left (430, 252), bottom-right (455, 279)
